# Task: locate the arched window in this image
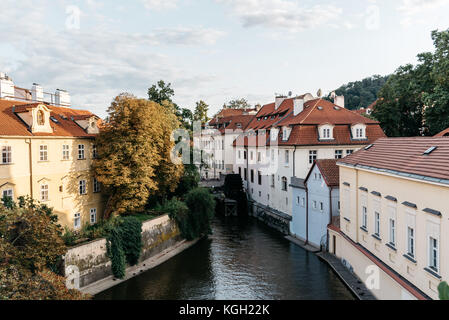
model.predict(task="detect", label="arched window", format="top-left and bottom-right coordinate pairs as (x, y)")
top-left (37, 110), bottom-right (45, 125)
top-left (282, 177), bottom-right (288, 191)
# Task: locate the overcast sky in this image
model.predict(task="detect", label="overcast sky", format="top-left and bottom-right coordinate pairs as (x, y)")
top-left (1, 0), bottom-right (449, 118)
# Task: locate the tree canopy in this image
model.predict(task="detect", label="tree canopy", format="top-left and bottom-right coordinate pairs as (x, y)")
top-left (327, 75), bottom-right (389, 110)
top-left (373, 29), bottom-right (449, 136)
top-left (193, 100), bottom-right (209, 125)
top-left (93, 94), bottom-right (184, 217)
top-left (224, 98), bottom-right (252, 109)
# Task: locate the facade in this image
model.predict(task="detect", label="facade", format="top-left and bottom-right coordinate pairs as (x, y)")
top-left (201, 109), bottom-right (255, 180)
top-left (233, 94), bottom-right (385, 226)
top-left (329, 137), bottom-right (449, 300)
top-left (290, 159), bottom-right (340, 248)
top-left (0, 73), bottom-right (105, 230)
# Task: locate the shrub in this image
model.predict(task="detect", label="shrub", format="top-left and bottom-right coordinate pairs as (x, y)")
top-left (177, 188), bottom-right (215, 241)
top-left (120, 216), bottom-right (143, 266)
top-left (439, 281), bottom-right (449, 300)
top-left (62, 227), bottom-right (77, 246)
top-left (106, 226), bottom-right (126, 279)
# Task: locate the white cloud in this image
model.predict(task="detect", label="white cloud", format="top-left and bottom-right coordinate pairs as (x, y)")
top-left (0, 1), bottom-right (225, 117)
top-left (141, 0), bottom-right (178, 10)
top-left (218, 0), bottom-right (343, 32)
top-left (398, 0), bottom-right (449, 26)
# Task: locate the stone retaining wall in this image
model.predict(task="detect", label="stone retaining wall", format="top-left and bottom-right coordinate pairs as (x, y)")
top-left (64, 215), bottom-right (182, 288)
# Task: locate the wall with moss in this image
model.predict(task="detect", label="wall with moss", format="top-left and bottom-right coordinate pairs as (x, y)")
top-left (64, 215), bottom-right (182, 288)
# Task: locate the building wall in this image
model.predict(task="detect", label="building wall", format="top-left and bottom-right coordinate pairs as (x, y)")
top-left (291, 186), bottom-right (306, 241)
top-left (337, 165), bottom-right (448, 300)
top-left (0, 136), bottom-right (106, 229)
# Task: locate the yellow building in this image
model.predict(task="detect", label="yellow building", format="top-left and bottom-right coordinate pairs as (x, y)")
top-left (328, 137), bottom-right (449, 300)
top-left (0, 97), bottom-right (106, 230)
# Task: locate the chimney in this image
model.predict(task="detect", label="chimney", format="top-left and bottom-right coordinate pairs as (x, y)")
top-left (32, 83), bottom-right (44, 102)
top-left (334, 95), bottom-right (345, 108)
top-left (55, 89), bottom-right (71, 107)
top-left (293, 96), bottom-right (305, 116)
top-left (0, 73), bottom-right (15, 99)
top-left (275, 95), bottom-right (286, 110)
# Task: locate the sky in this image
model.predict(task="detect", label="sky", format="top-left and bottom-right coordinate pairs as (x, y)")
top-left (1, 0), bottom-right (449, 118)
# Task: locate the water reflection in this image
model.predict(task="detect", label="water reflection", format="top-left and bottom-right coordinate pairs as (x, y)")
top-left (95, 216), bottom-right (354, 300)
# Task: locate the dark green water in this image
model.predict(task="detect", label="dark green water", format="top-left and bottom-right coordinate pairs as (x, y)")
top-left (95, 216), bottom-right (354, 300)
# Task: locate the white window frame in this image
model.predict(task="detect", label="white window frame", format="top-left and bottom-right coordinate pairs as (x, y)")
top-left (62, 144), bottom-right (70, 160)
top-left (90, 208), bottom-right (97, 225)
top-left (92, 144), bottom-right (98, 159)
top-left (2, 189), bottom-right (13, 200)
top-left (335, 150), bottom-right (343, 159)
top-left (78, 144), bottom-right (85, 160)
top-left (362, 206), bottom-right (368, 229)
top-left (40, 145), bottom-right (48, 161)
top-left (74, 213), bottom-right (81, 230)
top-left (285, 150), bottom-right (289, 166)
top-left (390, 218), bottom-right (396, 246)
top-left (2, 146), bottom-right (12, 164)
top-left (428, 236), bottom-right (439, 272)
top-left (40, 184), bottom-right (49, 202)
top-left (374, 211), bottom-right (380, 236)
top-left (309, 150), bottom-right (317, 164)
top-left (93, 178), bottom-right (101, 193)
top-left (79, 180), bottom-right (87, 195)
top-left (407, 227), bottom-right (415, 258)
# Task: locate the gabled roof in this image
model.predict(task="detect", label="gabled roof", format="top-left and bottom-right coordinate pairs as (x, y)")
top-left (435, 127), bottom-right (449, 137)
top-left (305, 159), bottom-right (340, 187)
top-left (0, 99), bottom-right (99, 137)
top-left (339, 137), bottom-right (449, 184)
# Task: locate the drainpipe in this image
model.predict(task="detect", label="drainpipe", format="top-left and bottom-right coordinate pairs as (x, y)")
top-left (292, 146), bottom-right (297, 178)
top-left (25, 139), bottom-right (33, 197)
top-left (328, 186), bottom-right (333, 252)
top-left (305, 184), bottom-right (309, 245)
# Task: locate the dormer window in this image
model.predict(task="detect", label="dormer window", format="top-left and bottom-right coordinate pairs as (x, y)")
top-left (352, 124), bottom-right (367, 139)
top-left (282, 127), bottom-right (291, 141)
top-left (319, 124), bottom-right (334, 140)
top-left (37, 110), bottom-right (45, 125)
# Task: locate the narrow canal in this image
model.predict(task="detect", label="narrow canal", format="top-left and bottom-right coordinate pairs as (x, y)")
top-left (95, 216), bottom-right (354, 300)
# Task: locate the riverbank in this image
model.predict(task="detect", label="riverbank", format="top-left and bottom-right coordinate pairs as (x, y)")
top-left (81, 239), bottom-right (200, 295)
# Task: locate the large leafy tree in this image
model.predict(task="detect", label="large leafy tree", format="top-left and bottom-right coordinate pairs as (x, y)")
top-left (224, 98), bottom-right (252, 109)
top-left (0, 197), bottom-right (88, 300)
top-left (193, 100), bottom-right (209, 125)
top-left (93, 94), bottom-right (183, 217)
top-left (327, 75), bottom-right (389, 110)
top-left (373, 29), bottom-right (449, 136)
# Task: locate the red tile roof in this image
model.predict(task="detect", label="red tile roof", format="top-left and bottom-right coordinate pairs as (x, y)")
top-left (435, 127), bottom-right (449, 137)
top-left (306, 159), bottom-right (340, 187)
top-left (339, 137), bottom-right (449, 183)
top-left (0, 99), bottom-right (98, 137)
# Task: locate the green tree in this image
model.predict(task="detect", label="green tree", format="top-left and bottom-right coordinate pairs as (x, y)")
top-left (93, 94), bottom-right (183, 217)
top-left (193, 100), bottom-right (209, 125)
top-left (0, 197), bottom-right (88, 300)
top-left (148, 80), bottom-right (175, 105)
top-left (224, 98), bottom-right (252, 109)
top-left (439, 281), bottom-right (449, 300)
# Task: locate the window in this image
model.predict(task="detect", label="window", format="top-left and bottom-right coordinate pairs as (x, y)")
top-left (309, 150), bottom-right (317, 164)
top-left (362, 206), bottom-right (368, 229)
top-left (2, 189), bottom-right (13, 200)
top-left (93, 178), bottom-right (101, 193)
top-left (74, 213), bottom-right (81, 230)
top-left (258, 171), bottom-right (262, 185)
top-left (390, 219), bottom-right (396, 246)
top-left (92, 145), bottom-right (98, 159)
top-left (346, 150), bottom-right (354, 156)
top-left (323, 128), bottom-right (331, 139)
top-left (285, 150), bottom-right (289, 165)
top-left (301, 197), bottom-right (305, 207)
top-left (257, 152), bottom-right (261, 162)
top-left (37, 110), bottom-right (45, 125)
top-left (281, 177), bottom-right (288, 191)
top-left (320, 202), bottom-right (324, 212)
top-left (429, 237), bottom-right (439, 272)
top-left (40, 145), bottom-right (48, 161)
top-left (250, 151), bottom-right (253, 161)
top-left (355, 127), bottom-right (366, 139)
top-left (238, 150), bottom-right (241, 159)
top-left (79, 180), bottom-right (87, 195)
top-left (78, 144), bottom-right (85, 160)
top-left (90, 209), bottom-right (97, 224)
top-left (244, 169), bottom-right (247, 181)
top-left (238, 167), bottom-right (242, 177)
top-left (335, 150), bottom-right (343, 159)
top-left (2, 146), bottom-right (12, 164)
top-left (62, 144), bottom-right (70, 160)
top-left (250, 170), bottom-right (254, 183)
top-left (244, 151), bottom-right (247, 160)
top-left (374, 212), bottom-right (380, 236)
top-left (258, 191), bottom-right (262, 197)
top-left (271, 174), bottom-right (275, 188)
top-left (407, 227), bottom-right (415, 257)
top-left (40, 184), bottom-right (49, 201)
top-left (313, 200), bottom-right (317, 210)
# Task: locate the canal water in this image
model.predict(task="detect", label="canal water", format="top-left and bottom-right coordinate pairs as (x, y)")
top-left (95, 216), bottom-right (354, 300)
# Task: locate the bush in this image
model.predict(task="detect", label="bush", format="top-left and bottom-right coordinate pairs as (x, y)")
top-left (105, 216), bottom-right (143, 279)
top-left (120, 216), bottom-right (143, 266)
top-left (62, 227), bottom-right (77, 246)
top-left (439, 281), bottom-right (449, 300)
top-left (171, 188), bottom-right (215, 241)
